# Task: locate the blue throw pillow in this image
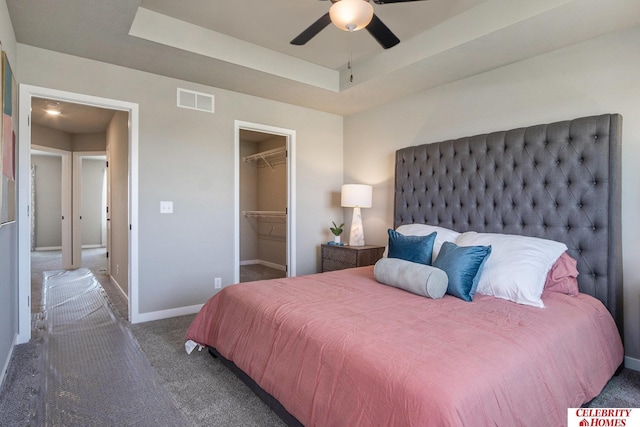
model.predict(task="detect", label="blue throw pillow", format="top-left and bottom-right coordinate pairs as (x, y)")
top-left (433, 241), bottom-right (492, 302)
top-left (387, 229), bottom-right (436, 265)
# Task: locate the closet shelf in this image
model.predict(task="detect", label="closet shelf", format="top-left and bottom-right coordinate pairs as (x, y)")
top-left (243, 146), bottom-right (286, 170)
top-left (243, 211), bottom-right (287, 222)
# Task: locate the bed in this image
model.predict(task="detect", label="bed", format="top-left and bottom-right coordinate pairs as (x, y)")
top-left (186, 114), bottom-right (624, 427)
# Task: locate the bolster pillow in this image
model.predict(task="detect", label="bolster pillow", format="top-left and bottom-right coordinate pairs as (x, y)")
top-left (374, 258), bottom-right (448, 299)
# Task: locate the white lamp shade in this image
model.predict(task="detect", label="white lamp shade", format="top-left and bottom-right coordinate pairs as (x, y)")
top-left (329, 0), bottom-right (374, 32)
top-left (341, 184), bottom-right (372, 208)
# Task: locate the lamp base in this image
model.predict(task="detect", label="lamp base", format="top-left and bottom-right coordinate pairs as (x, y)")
top-left (348, 207), bottom-right (365, 246)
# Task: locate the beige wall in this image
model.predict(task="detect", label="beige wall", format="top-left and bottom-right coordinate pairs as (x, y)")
top-left (72, 133), bottom-right (106, 152)
top-left (239, 141), bottom-right (258, 262)
top-left (256, 137), bottom-right (287, 267)
top-left (32, 124), bottom-right (71, 151)
top-left (17, 44), bottom-right (344, 314)
top-left (31, 154), bottom-right (62, 248)
top-left (80, 158), bottom-right (105, 247)
top-left (106, 111), bottom-right (129, 295)
top-left (344, 26), bottom-right (640, 363)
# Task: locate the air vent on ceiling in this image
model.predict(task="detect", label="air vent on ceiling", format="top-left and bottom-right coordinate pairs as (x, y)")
top-left (177, 88), bottom-right (215, 113)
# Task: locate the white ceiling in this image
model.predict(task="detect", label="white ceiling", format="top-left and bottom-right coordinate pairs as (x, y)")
top-left (7, 0), bottom-right (640, 117)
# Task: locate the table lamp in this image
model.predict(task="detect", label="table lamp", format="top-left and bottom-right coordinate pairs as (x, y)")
top-left (341, 184), bottom-right (372, 246)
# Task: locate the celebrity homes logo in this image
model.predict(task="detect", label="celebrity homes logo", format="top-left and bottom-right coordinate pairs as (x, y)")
top-left (568, 408), bottom-right (638, 426)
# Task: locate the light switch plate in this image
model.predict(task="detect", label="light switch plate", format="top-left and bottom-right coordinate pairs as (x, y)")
top-left (160, 201), bottom-right (173, 214)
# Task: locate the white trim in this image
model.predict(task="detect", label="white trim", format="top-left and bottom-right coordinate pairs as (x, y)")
top-left (34, 246), bottom-right (63, 251)
top-left (134, 303), bottom-right (204, 324)
top-left (71, 153), bottom-right (82, 267)
top-left (82, 244), bottom-right (104, 249)
top-left (61, 151), bottom-right (73, 268)
top-left (234, 121), bottom-right (296, 284)
top-left (31, 142), bottom-right (73, 268)
top-left (33, 245), bottom-right (104, 250)
top-left (74, 151), bottom-right (107, 260)
top-left (625, 356), bottom-right (640, 372)
top-left (259, 260), bottom-right (286, 271)
top-left (18, 85), bottom-right (140, 342)
top-left (239, 259), bottom-right (286, 271)
top-left (109, 275), bottom-right (129, 301)
top-left (128, 105), bottom-right (140, 323)
top-left (0, 335), bottom-right (17, 391)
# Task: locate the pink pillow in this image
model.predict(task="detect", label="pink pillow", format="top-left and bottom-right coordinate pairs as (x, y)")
top-left (544, 252), bottom-right (579, 296)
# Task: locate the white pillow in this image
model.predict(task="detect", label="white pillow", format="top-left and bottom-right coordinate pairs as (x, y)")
top-left (455, 231), bottom-right (567, 308)
top-left (383, 224), bottom-right (461, 262)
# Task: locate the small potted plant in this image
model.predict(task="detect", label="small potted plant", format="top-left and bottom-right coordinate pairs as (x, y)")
top-left (330, 221), bottom-right (344, 244)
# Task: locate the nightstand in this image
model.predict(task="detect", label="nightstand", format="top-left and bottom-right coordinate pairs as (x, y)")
top-left (321, 244), bottom-right (385, 272)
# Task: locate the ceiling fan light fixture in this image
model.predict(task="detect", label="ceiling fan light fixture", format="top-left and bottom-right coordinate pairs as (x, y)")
top-left (329, 0), bottom-right (374, 32)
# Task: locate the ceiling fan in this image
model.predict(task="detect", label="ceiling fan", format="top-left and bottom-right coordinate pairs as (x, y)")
top-left (291, 0), bottom-right (428, 49)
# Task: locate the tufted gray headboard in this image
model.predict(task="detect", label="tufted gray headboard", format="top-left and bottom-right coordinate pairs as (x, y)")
top-left (394, 114), bottom-right (623, 334)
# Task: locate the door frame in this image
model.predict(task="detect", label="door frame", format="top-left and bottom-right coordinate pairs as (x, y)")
top-left (30, 145), bottom-right (73, 265)
top-left (17, 85), bottom-right (140, 343)
top-left (234, 121), bottom-right (296, 283)
top-left (73, 151), bottom-right (108, 268)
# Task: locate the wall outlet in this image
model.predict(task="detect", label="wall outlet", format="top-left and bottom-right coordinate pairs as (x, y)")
top-left (214, 277), bottom-right (222, 289)
top-left (160, 201), bottom-right (173, 214)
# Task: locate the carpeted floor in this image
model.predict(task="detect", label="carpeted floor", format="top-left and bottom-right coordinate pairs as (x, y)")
top-left (128, 315), bottom-right (285, 427)
top-left (1, 249), bottom-right (286, 427)
top-left (1, 250), bottom-right (638, 426)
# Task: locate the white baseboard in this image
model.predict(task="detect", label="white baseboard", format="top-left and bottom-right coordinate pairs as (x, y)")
top-left (0, 334), bottom-right (17, 391)
top-left (34, 245), bottom-right (105, 251)
top-left (625, 356), bottom-right (640, 372)
top-left (133, 304), bottom-right (204, 324)
top-left (240, 259), bottom-right (286, 271)
top-left (34, 246), bottom-right (62, 251)
top-left (109, 275), bottom-right (129, 301)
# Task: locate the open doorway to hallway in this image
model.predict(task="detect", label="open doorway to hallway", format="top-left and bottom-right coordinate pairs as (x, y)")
top-left (28, 97), bottom-right (129, 320)
top-left (18, 84), bottom-right (140, 344)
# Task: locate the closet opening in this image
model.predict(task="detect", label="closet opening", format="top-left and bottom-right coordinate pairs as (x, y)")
top-left (235, 122), bottom-right (296, 284)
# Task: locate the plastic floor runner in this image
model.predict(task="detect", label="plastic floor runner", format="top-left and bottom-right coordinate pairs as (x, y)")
top-left (35, 268), bottom-right (187, 426)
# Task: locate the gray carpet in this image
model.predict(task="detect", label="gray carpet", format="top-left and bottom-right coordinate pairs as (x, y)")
top-left (1, 250), bottom-right (638, 426)
top-left (128, 315), bottom-right (285, 427)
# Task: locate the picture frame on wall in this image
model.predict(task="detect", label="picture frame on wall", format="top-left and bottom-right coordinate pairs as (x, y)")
top-left (1, 48), bottom-right (17, 225)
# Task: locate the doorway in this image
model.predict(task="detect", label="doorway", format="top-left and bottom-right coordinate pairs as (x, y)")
top-left (234, 121), bottom-right (296, 284)
top-left (18, 85), bottom-right (140, 344)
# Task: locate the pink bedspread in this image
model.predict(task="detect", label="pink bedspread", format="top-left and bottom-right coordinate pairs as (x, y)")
top-left (186, 267), bottom-right (623, 427)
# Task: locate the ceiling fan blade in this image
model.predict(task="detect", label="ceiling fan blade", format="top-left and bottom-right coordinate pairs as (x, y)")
top-left (290, 13), bottom-right (332, 45)
top-left (372, 0), bottom-right (428, 4)
top-left (366, 14), bottom-right (400, 49)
